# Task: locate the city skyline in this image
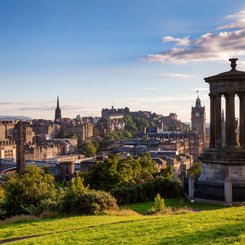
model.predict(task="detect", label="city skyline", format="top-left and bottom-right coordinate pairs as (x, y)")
top-left (1, 1), bottom-right (245, 121)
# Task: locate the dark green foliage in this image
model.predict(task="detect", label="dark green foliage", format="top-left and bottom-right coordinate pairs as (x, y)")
top-left (2, 165), bottom-right (58, 216)
top-left (187, 162), bottom-right (201, 178)
top-left (56, 130), bottom-right (75, 139)
top-left (61, 175), bottom-right (117, 215)
top-left (110, 177), bottom-right (181, 205)
top-left (87, 153), bottom-right (157, 191)
top-left (156, 165), bottom-right (174, 179)
top-left (0, 186), bottom-right (7, 219)
top-left (79, 141), bottom-right (97, 157)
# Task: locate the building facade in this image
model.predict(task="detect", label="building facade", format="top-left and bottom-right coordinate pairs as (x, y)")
top-left (0, 139), bottom-right (16, 160)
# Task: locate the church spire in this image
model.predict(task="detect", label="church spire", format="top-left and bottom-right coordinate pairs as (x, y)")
top-left (55, 96), bottom-right (62, 121)
top-left (195, 90), bottom-right (201, 107)
top-left (57, 96), bottom-right (60, 109)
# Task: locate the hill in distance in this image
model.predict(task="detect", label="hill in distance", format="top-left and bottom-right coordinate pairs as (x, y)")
top-left (0, 116), bottom-right (32, 121)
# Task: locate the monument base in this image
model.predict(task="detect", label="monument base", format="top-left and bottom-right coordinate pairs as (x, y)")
top-left (193, 147), bottom-right (245, 203)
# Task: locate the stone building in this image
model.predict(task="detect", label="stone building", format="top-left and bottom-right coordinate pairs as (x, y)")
top-left (24, 144), bottom-right (61, 161)
top-left (0, 121), bottom-right (15, 140)
top-left (59, 118), bottom-right (93, 143)
top-left (0, 139), bottom-right (16, 160)
top-left (23, 126), bottom-right (33, 144)
top-left (31, 119), bottom-right (55, 136)
top-left (106, 115), bottom-right (125, 133)
top-left (0, 122), bottom-right (5, 139)
top-left (4, 121), bottom-right (15, 140)
top-left (101, 106), bottom-right (129, 118)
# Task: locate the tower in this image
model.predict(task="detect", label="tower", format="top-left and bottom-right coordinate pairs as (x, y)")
top-left (16, 121), bottom-right (25, 173)
top-left (189, 93), bottom-right (207, 162)
top-left (55, 96), bottom-right (62, 121)
top-left (191, 92), bottom-right (206, 142)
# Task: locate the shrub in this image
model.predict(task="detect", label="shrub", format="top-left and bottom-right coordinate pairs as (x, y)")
top-left (2, 165), bottom-right (58, 217)
top-left (110, 177), bottom-right (181, 205)
top-left (147, 194), bottom-right (165, 214)
top-left (61, 175), bottom-right (118, 215)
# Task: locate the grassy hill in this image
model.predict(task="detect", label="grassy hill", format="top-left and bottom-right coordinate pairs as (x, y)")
top-left (0, 203), bottom-right (244, 245)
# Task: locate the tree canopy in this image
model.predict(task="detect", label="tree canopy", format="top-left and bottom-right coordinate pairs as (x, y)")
top-left (87, 153), bottom-right (157, 191)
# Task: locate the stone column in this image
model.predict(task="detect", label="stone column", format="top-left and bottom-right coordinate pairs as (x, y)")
top-left (188, 177), bottom-right (195, 200)
top-left (209, 93), bottom-right (215, 147)
top-left (238, 93), bottom-right (245, 147)
top-left (16, 121), bottom-right (25, 173)
top-left (224, 177), bottom-right (232, 206)
top-left (225, 93), bottom-right (235, 147)
top-left (215, 93), bottom-right (222, 147)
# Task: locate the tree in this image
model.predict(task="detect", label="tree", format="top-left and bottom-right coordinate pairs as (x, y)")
top-left (56, 130), bottom-right (75, 139)
top-left (87, 154), bottom-right (157, 191)
top-left (147, 193), bottom-right (165, 214)
top-left (153, 193), bottom-right (165, 211)
top-left (157, 165), bottom-right (174, 180)
top-left (87, 154), bottom-right (120, 190)
top-left (3, 165), bottom-right (57, 216)
top-left (187, 162), bottom-right (201, 178)
top-left (80, 141), bottom-right (97, 157)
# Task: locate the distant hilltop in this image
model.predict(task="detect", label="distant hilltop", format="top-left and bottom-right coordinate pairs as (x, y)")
top-left (0, 116), bottom-right (32, 121)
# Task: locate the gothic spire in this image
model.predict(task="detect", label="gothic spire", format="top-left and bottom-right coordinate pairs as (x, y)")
top-left (55, 96), bottom-right (62, 120)
top-left (57, 96), bottom-right (60, 109)
top-left (195, 91), bottom-right (201, 107)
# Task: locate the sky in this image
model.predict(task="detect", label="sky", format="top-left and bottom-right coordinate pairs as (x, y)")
top-left (1, 0), bottom-right (245, 122)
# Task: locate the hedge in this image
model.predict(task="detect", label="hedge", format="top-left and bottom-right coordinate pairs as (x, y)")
top-left (110, 177), bottom-right (181, 205)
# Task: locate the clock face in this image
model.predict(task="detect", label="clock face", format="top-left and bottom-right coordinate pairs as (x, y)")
top-left (195, 112), bottom-right (200, 117)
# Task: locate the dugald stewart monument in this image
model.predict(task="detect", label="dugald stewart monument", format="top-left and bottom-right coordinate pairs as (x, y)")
top-left (193, 58), bottom-right (245, 205)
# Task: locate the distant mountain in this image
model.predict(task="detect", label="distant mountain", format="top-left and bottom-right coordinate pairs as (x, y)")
top-left (0, 116), bottom-right (32, 121)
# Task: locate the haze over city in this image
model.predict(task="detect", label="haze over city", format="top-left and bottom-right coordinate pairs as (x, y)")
top-left (1, 0), bottom-right (245, 121)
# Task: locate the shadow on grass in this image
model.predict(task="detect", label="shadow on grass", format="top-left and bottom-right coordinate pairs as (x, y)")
top-left (0, 213), bottom-right (74, 228)
top-left (158, 221), bottom-right (245, 245)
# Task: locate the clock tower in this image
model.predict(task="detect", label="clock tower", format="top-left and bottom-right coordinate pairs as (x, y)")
top-left (191, 94), bottom-right (206, 142)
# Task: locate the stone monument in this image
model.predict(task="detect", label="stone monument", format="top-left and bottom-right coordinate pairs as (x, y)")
top-left (197, 58), bottom-right (245, 204)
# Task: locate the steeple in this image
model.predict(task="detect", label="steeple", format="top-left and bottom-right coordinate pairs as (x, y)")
top-left (55, 96), bottom-right (62, 121)
top-left (195, 90), bottom-right (201, 108)
top-left (57, 96), bottom-right (60, 109)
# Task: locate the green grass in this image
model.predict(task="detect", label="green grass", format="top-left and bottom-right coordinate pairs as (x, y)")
top-left (124, 198), bottom-right (224, 214)
top-left (0, 205), bottom-right (244, 244)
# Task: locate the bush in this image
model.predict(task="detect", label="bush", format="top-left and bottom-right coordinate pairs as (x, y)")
top-left (61, 175), bottom-right (118, 215)
top-left (147, 194), bottom-right (165, 214)
top-left (110, 177), bottom-right (181, 205)
top-left (2, 165), bottom-right (58, 217)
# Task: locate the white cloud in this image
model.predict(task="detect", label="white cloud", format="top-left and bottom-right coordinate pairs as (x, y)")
top-left (162, 36), bottom-right (190, 46)
top-left (160, 73), bottom-right (191, 78)
top-left (217, 10), bottom-right (245, 30)
top-left (146, 9), bottom-right (245, 63)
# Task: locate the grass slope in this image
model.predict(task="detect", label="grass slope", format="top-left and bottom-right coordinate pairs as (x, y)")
top-left (0, 206), bottom-right (245, 244)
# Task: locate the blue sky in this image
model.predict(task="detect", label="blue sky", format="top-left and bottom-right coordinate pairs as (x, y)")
top-left (1, 0), bottom-right (245, 121)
